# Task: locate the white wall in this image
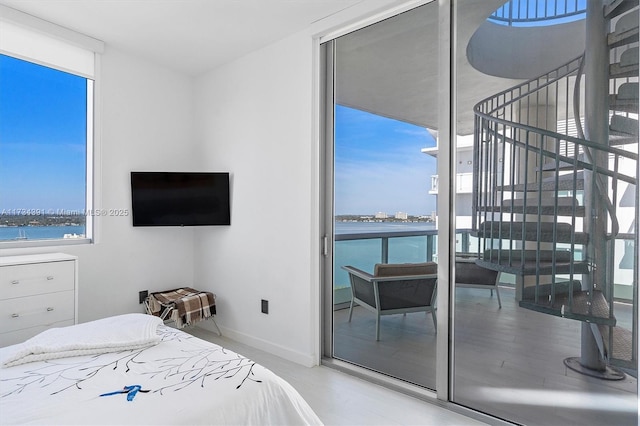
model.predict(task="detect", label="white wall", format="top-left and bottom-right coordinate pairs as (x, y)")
top-left (192, 0), bottom-right (406, 366)
top-left (3, 46), bottom-right (198, 322)
top-left (193, 32), bottom-right (318, 366)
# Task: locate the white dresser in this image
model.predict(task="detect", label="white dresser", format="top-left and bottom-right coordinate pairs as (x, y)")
top-left (0, 253), bottom-right (78, 347)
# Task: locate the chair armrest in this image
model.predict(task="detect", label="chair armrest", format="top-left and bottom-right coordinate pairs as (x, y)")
top-left (341, 266), bottom-right (437, 283)
top-left (341, 265), bottom-right (375, 281)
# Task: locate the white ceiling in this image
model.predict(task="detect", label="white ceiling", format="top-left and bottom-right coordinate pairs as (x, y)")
top-left (0, 0), bottom-right (363, 76)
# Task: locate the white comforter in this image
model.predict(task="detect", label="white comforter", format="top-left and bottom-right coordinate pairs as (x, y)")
top-left (0, 315), bottom-right (322, 425)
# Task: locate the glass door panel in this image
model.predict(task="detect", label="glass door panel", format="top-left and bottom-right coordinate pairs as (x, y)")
top-left (330, 1), bottom-right (441, 389)
top-left (452, 1), bottom-right (638, 424)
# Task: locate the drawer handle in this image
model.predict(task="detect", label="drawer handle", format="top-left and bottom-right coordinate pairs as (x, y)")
top-left (11, 280), bottom-right (19, 285)
top-left (11, 313), bottom-right (19, 318)
top-left (46, 276), bottom-right (54, 280)
top-left (46, 307), bottom-right (54, 312)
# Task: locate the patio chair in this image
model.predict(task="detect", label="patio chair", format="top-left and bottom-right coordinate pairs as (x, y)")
top-left (455, 258), bottom-right (501, 308)
top-left (342, 262), bottom-right (437, 340)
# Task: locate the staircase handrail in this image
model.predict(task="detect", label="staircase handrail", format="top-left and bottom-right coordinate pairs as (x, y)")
top-left (572, 53), bottom-right (620, 239)
top-left (473, 55), bottom-right (636, 241)
top-left (479, 121), bottom-right (638, 185)
top-left (475, 56), bottom-right (584, 117)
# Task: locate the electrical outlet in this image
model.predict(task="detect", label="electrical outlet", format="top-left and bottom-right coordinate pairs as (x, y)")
top-left (261, 299), bottom-right (269, 314)
top-left (139, 290), bottom-right (148, 304)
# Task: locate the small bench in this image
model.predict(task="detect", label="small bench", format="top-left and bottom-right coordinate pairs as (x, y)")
top-left (145, 287), bottom-right (221, 334)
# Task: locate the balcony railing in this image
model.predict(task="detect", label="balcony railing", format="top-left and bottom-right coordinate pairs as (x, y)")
top-left (333, 228), bottom-right (634, 303)
top-left (334, 228), bottom-right (474, 290)
top-left (489, 0), bottom-right (586, 26)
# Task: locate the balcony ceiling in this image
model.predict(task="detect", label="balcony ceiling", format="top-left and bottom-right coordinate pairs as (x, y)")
top-left (335, 0), bottom-right (522, 135)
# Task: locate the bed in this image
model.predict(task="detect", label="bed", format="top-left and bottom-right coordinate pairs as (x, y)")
top-left (0, 314), bottom-right (322, 425)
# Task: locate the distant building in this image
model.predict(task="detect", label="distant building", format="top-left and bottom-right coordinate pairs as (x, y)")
top-left (374, 212), bottom-right (387, 219)
top-left (395, 212), bottom-right (408, 220)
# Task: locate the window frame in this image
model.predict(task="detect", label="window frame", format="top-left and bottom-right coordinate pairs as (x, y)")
top-left (0, 5), bottom-right (103, 249)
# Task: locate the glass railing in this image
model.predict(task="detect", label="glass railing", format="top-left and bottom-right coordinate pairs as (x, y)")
top-left (333, 228), bottom-right (475, 304)
top-left (334, 228), bottom-right (635, 304)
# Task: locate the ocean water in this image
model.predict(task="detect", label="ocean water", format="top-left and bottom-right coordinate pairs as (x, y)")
top-left (0, 225), bottom-right (86, 241)
top-left (334, 221), bottom-right (436, 288)
top-left (1, 222), bottom-right (431, 288)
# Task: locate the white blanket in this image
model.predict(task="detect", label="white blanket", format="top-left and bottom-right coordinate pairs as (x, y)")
top-left (0, 313), bottom-right (162, 367)
top-left (0, 321), bottom-right (323, 425)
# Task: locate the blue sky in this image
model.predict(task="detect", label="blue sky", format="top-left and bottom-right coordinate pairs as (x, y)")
top-left (334, 105), bottom-right (437, 216)
top-left (0, 54), bottom-right (435, 217)
top-left (0, 54), bottom-right (87, 213)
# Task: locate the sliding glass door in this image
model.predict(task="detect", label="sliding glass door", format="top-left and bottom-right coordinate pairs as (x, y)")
top-left (322, 1), bottom-right (637, 423)
top-left (451, 1), bottom-right (638, 424)
top-left (324, 1), bottom-right (442, 390)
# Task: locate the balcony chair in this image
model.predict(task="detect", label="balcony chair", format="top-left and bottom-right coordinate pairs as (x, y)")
top-left (455, 258), bottom-right (501, 308)
top-left (342, 262), bottom-right (437, 341)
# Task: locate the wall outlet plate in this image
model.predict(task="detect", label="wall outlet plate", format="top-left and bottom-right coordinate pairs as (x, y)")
top-left (139, 290), bottom-right (148, 304)
top-left (261, 299), bottom-right (269, 314)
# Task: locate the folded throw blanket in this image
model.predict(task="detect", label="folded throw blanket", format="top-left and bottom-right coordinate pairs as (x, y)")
top-left (148, 288), bottom-right (215, 328)
top-left (1, 313), bottom-right (162, 368)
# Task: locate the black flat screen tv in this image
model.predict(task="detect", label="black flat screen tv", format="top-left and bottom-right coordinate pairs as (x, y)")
top-left (131, 172), bottom-right (230, 226)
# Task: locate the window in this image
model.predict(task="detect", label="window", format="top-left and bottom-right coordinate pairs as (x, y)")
top-left (0, 11), bottom-right (103, 246)
top-left (0, 54), bottom-right (91, 242)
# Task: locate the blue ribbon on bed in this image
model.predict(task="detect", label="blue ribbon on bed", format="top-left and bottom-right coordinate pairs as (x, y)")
top-left (100, 385), bottom-right (149, 401)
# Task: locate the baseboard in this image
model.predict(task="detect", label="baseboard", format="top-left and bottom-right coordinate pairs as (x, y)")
top-left (196, 320), bottom-right (317, 368)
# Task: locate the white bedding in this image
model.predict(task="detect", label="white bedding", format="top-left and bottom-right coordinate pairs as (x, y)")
top-left (0, 315), bottom-right (322, 425)
top-left (1, 314), bottom-right (162, 367)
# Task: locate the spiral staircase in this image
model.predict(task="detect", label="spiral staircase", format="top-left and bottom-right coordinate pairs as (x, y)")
top-left (472, 0), bottom-right (638, 378)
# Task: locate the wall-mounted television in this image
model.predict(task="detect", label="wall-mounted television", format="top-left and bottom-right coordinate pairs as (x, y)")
top-left (130, 172), bottom-right (230, 226)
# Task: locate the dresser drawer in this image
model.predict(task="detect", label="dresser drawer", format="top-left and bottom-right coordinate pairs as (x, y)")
top-left (0, 291), bottom-right (75, 334)
top-left (0, 260), bottom-right (75, 299)
top-left (0, 319), bottom-right (75, 348)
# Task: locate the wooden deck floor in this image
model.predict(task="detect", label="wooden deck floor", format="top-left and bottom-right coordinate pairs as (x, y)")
top-left (333, 286), bottom-right (637, 426)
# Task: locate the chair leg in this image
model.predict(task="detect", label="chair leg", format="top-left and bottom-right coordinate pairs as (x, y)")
top-left (348, 299), bottom-right (354, 322)
top-left (431, 308), bottom-right (437, 333)
top-left (375, 314), bottom-right (380, 341)
top-left (495, 285), bottom-right (502, 309)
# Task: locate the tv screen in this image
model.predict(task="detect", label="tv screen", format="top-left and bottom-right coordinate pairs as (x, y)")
top-left (130, 172), bottom-right (230, 226)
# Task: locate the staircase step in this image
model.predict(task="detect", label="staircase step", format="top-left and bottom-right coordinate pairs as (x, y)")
top-left (498, 172), bottom-right (585, 192)
top-left (609, 132), bottom-right (638, 146)
top-left (608, 9), bottom-right (639, 48)
top-left (540, 154), bottom-right (585, 171)
top-left (617, 82), bottom-right (639, 100)
top-left (478, 250), bottom-right (589, 275)
top-left (477, 221), bottom-right (588, 245)
top-left (610, 114), bottom-right (639, 145)
top-left (480, 197), bottom-right (585, 216)
top-left (520, 290), bottom-right (616, 326)
top-left (598, 324), bottom-right (635, 367)
top-left (610, 47), bottom-right (639, 78)
top-left (604, 0), bottom-right (639, 19)
top-left (611, 114), bottom-right (639, 136)
top-left (610, 94), bottom-right (639, 113)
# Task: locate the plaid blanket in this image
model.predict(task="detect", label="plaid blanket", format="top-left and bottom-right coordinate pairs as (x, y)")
top-left (148, 287), bottom-right (216, 328)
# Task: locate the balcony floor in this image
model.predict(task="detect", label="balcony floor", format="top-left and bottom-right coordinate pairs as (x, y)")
top-left (333, 286), bottom-right (637, 426)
